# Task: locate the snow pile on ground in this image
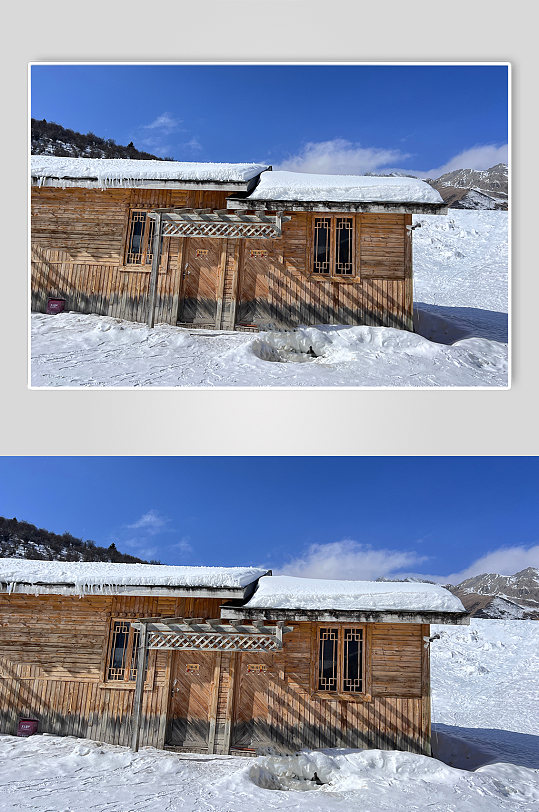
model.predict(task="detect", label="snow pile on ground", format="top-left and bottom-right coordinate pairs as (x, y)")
top-left (31, 210), bottom-right (508, 388)
top-left (31, 156), bottom-right (269, 185)
top-left (247, 170), bottom-right (443, 203)
top-left (430, 619), bottom-right (539, 771)
top-left (0, 733), bottom-right (537, 811)
top-left (31, 315), bottom-right (508, 387)
top-left (242, 575), bottom-right (465, 613)
top-left (0, 558), bottom-right (267, 594)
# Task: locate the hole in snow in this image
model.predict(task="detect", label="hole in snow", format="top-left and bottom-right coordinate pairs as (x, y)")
top-left (251, 333), bottom-right (320, 364)
top-left (248, 757), bottom-right (327, 792)
top-left (265, 346), bottom-right (318, 364)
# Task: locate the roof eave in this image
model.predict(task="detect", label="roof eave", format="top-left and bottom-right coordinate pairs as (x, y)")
top-left (221, 606), bottom-right (470, 625)
top-left (31, 175), bottom-right (265, 193)
top-left (0, 580), bottom-right (264, 599)
top-left (227, 198), bottom-right (448, 215)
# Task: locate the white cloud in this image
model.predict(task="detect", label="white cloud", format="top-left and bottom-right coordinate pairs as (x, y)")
top-left (172, 536), bottom-right (193, 554)
top-left (127, 509), bottom-right (167, 535)
top-left (182, 137), bottom-right (202, 152)
top-left (143, 112), bottom-right (183, 133)
top-left (274, 137), bottom-right (508, 179)
top-left (418, 143), bottom-right (509, 179)
top-left (278, 539), bottom-right (427, 581)
top-left (276, 138), bottom-right (411, 175)
top-left (275, 539), bottom-right (537, 587)
top-left (429, 544), bottom-right (539, 585)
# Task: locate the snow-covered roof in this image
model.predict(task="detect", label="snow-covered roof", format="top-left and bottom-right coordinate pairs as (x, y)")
top-left (243, 576), bottom-right (465, 612)
top-left (31, 156), bottom-right (270, 190)
top-left (0, 558), bottom-right (268, 597)
top-left (245, 170), bottom-right (444, 205)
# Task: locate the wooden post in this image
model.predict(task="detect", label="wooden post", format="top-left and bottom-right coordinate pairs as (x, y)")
top-left (214, 241), bottom-right (228, 330)
top-left (222, 654), bottom-right (236, 754)
top-left (404, 214), bottom-right (414, 332)
top-left (207, 654), bottom-right (222, 754)
top-left (147, 213), bottom-right (162, 329)
top-left (131, 623), bottom-right (148, 752)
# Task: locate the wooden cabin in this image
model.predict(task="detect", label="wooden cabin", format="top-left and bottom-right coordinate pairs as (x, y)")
top-left (0, 560), bottom-right (467, 756)
top-left (31, 157), bottom-right (447, 332)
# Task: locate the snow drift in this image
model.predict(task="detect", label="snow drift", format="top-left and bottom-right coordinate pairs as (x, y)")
top-left (243, 574), bottom-right (465, 613)
top-left (0, 558), bottom-right (267, 595)
top-left (247, 170), bottom-right (443, 203)
top-left (31, 156), bottom-right (270, 187)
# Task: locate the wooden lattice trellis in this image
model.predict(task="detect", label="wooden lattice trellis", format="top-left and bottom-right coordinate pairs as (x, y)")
top-left (149, 208), bottom-right (289, 240)
top-left (147, 630), bottom-right (282, 652)
top-left (135, 617), bottom-right (291, 653)
top-left (160, 219), bottom-right (280, 239)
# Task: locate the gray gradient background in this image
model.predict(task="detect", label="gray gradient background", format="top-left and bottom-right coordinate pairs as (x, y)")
top-left (3, 0), bottom-right (533, 455)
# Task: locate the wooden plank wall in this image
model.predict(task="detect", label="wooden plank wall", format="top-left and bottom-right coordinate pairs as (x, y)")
top-left (31, 188), bottom-right (230, 326)
top-left (229, 621), bottom-right (430, 755)
top-left (0, 594), bottom-right (430, 755)
top-left (31, 189), bottom-right (414, 330)
top-left (0, 594), bottom-right (222, 749)
top-left (251, 212), bottom-right (413, 330)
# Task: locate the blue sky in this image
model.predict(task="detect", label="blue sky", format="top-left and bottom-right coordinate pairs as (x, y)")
top-left (1, 457), bottom-right (536, 583)
top-left (31, 64), bottom-right (509, 177)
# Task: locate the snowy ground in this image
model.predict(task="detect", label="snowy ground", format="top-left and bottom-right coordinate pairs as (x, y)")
top-left (30, 210), bottom-right (508, 388)
top-left (430, 619), bottom-right (539, 772)
top-left (0, 620), bottom-right (537, 811)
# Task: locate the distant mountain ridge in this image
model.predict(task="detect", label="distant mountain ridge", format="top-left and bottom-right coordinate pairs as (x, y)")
top-left (425, 163), bottom-right (508, 210)
top-left (31, 119), bottom-right (168, 161)
top-left (378, 567), bottom-right (538, 619)
top-left (451, 567), bottom-right (539, 612)
top-left (369, 164), bottom-right (508, 210)
top-left (0, 516), bottom-right (155, 565)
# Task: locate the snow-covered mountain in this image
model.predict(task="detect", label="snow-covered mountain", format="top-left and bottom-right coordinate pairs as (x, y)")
top-left (378, 567), bottom-right (538, 619)
top-left (450, 567), bottom-right (539, 612)
top-left (426, 163), bottom-right (508, 210)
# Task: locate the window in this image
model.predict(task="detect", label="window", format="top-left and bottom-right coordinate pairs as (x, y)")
top-left (311, 215), bottom-right (357, 278)
top-left (106, 620), bottom-right (150, 683)
top-left (317, 626), bottom-right (365, 694)
top-left (124, 210), bottom-right (157, 266)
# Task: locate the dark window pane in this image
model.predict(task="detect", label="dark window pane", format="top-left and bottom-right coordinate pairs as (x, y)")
top-left (318, 627), bottom-right (338, 690)
top-left (313, 218), bottom-right (331, 274)
top-left (108, 621), bottom-right (130, 680)
top-left (127, 211), bottom-right (147, 264)
top-left (343, 628), bottom-right (363, 692)
top-left (335, 218), bottom-right (353, 275)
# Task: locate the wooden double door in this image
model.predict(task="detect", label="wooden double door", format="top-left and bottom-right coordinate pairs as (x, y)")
top-left (236, 240), bottom-right (274, 328)
top-left (230, 651), bottom-right (281, 752)
top-left (166, 651), bottom-right (216, 750)
top-left (165, 650), bottom-right (281, 753)
top-left (177, 238), bottom-right (223, 325)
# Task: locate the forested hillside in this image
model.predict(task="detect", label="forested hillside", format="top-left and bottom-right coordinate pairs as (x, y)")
top-left (0, 516), bottom-right (154, 564)
top-left (31, 119), bottom-right (168, 161)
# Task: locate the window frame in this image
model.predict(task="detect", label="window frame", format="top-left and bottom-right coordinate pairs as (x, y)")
top-left (308, 213), bottom-right (361, 282)
top-left (122, 208), bottom-right (169, 272)
top-left (102, 617), bottom-right (155, 690)
top-left (311, 623), bottom-right (369, 700)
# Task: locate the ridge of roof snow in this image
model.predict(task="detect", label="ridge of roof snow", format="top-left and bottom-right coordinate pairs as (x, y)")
top-left (0, 558), bottom-right (268, 593)
top-left (30, 156), bottom-right (270, 184)
top-left (246, 170), bottom-right (444, 204)
top-left (243, 575), bottom-right (465, 613)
